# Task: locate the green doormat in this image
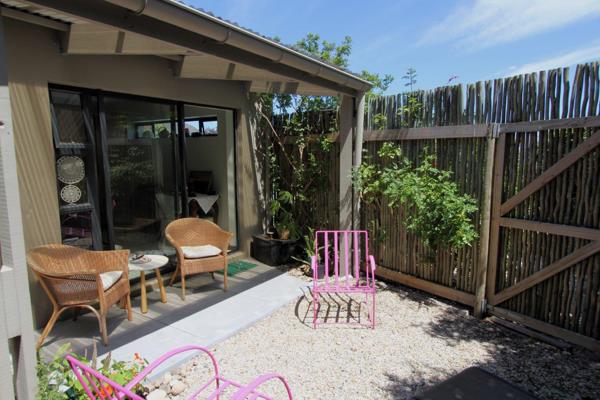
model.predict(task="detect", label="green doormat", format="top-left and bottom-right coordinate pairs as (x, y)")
top-left (218, 260), bottom-right (258, 276)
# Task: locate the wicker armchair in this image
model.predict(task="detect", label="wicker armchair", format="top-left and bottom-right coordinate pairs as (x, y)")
top-left (166, 218), bottom-right (233, 299)
top-left (27, 244), bottom-right (132, 349)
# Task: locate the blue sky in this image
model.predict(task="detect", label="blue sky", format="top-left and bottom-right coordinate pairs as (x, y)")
top-left (188, 0), bottom-right (600, 94)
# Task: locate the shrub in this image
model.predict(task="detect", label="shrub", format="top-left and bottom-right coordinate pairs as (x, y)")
top-left (36, 343), bottom-right (149, 399)
top-left (353, 142), bottom-right (478, 251)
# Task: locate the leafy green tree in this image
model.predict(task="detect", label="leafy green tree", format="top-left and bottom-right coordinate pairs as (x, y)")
top-left (353, 142), bottom-right (478, 252)
top-left (360, 70), bottom-right (394, 100)
top-left (295, 33), bottom-right (352, 68)
top-left (288, 33), bottom-right (394, 110)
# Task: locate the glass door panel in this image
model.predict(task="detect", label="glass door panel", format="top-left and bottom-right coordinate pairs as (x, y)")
top-left (50, 89), bottom-right (102, 249)
top-left (102, 96), bottom-right (178, 254)
top-left (183, 104), bottom-right (238, 248)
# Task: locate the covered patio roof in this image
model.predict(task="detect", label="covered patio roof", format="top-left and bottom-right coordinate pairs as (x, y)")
top-left (1, 0), bottom-right (372, 96)
top-left (0, 4), bottom-right (368, 395)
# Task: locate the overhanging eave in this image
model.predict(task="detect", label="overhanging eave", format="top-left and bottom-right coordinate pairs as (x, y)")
top-left (18, 0), bottom-right (368, 96)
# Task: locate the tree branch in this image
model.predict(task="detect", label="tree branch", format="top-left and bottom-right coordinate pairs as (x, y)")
top-left (258, 108), bottom-right (299, 175)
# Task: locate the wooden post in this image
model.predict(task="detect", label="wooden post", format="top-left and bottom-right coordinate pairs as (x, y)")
top-left (485, 132), bottom-right (506, 304)
top-left (474, 126), bottom-right (497, 317)
top-left (353, 93), bottom-right (365, 229)
top-left (0, 12), bottom-right (37, 399)
top-left (339, 95), bottom-right (353, 230)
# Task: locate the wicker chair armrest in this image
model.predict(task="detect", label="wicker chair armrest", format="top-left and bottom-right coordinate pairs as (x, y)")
top-left (87, 250), bottom-right (130, 275)
top-left (165, 232), bottom-right (177, 247)
top-left (166, 233), bottom-right (185, 262)
top-left (213, 229), bottom-right (234, 255)
top-left (33, 268), bottom-right (98, 280)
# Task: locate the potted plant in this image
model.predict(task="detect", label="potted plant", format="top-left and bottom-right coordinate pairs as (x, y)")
top-left (291, 228), bottom-right (329, 279)
top-left (250, 190), bottom-right (299, 266)
top-left (252, 93), bottom-right (337, 267)
top-left (272, 193), bottom-right (297, 240)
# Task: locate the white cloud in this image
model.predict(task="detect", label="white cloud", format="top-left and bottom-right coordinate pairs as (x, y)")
top-left (419, 0), bottom-right (600, 50)
top-left (508, 43), bottom-right (600, 75)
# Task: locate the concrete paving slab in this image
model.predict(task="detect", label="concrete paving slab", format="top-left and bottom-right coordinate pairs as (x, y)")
top-left (108, 273), bottom-right (307, 376)
top-left (37, 261), bottom-right (308, 378)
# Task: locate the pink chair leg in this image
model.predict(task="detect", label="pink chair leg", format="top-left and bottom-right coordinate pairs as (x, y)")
top-left (371, 291), bottom-right (376, 329)
top-left (312, 291), bottom-right (319, 329)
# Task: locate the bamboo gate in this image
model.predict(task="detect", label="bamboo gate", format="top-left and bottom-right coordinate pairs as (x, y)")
top-left (270, 62), bottom-right (600, 351)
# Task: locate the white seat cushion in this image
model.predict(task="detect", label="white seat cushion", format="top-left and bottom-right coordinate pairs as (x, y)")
top-left (100, 271), bottom-right (123, 291)
top-left (182, 245), bottom-right (222, 259)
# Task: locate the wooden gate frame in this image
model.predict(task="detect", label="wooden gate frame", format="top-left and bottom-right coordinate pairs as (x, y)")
top-left (485, 118), bottom-right (600, 352)
top-left (292, 116), bottom-right (600, 351)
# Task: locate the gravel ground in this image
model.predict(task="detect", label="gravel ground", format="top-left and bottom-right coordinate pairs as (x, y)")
top-left (152, 272), bottom-right (600, 399)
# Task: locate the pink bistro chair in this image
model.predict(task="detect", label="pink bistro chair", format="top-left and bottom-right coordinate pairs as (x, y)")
top-left (311, 230), bottom-right (377, 329)
top-left (66, 345), bottom-right (293, 399)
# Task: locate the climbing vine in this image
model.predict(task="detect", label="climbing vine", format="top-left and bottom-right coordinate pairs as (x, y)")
top-left (257, 32), bottom-right (394, 245)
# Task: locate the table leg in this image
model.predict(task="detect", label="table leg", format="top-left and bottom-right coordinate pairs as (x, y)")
top-left (155, 268), bottom-right (167, 303)
top-left (140, 271), bottom-right (148, 314)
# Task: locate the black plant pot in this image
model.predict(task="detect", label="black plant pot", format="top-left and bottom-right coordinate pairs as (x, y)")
top-left (251, 234), bottom-right (297, 266)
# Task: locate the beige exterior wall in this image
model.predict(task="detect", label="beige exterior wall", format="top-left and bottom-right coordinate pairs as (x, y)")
top-left (4, 19), bottom-right (264, 326)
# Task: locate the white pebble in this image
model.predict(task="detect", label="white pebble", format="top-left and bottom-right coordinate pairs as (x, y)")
top-left (170, 379), bottom-right (187, 395)
top-left (146, 389), bottom-right (168, 400)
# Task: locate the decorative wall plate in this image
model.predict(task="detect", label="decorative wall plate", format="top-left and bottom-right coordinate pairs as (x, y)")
top-left (60, 185), bottom-right (82, 204)
top-left (57, 156), bottom-right (85, 184)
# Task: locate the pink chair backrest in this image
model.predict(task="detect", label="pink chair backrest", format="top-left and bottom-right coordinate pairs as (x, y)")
top-left (66, 355), bottom-right (144, 400)
top-left (314, 230), bottom-right (374, 289)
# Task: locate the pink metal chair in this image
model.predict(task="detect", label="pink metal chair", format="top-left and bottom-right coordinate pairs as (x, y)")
top-left (311, 230), bottom-right (377, 329)
top-left (66, 345), bottom-right (293, 399)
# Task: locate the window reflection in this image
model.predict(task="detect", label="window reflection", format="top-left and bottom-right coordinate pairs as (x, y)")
top-left (104, 97), bottom-right (178, 254)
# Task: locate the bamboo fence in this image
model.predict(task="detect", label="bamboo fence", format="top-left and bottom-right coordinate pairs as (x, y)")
top-left (271, 110), bottom-right (340, 231)
top-left (270, 61), bottom-right (600, 348)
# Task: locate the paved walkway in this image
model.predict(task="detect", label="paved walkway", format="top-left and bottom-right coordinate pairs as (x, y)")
top-left (37, 261), bottom-right (307, 377)
top-left (108, 272), bottom-right (307, 376)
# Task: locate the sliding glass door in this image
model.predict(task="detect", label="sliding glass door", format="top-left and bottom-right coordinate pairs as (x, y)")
top-left (183, 104), bottom-right (238, 247)
top-left (103, 96), bottom-right (179, 253)
top-left (50, 85), bottom-right (237, 255)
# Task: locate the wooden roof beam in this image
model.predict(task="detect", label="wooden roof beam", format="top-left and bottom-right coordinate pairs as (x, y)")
top-left (65, 23), bottom-right (193, 55)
